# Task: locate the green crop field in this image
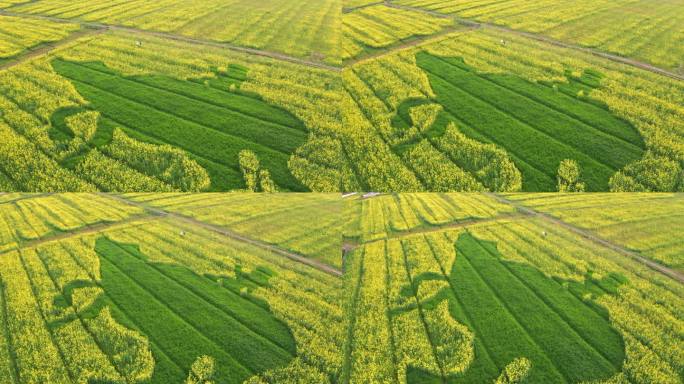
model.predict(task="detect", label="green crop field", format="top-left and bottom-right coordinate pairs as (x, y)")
top-left (0, 1), bottom-right (683, 192)
top-left (343, 192), bottom-right (683, 384)
top-left (0, 193), bottom-right (346, 383)
top-left (390, 0), bottom-right (684, 73)
top-left (0, 192), bottom-right (682, 383)
top-left (3, 0), bottom-right (342, 64)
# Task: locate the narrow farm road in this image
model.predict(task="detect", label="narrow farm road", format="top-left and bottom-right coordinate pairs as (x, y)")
top-left (104, 194), bottom-right (344, 278)
top-left (0, 214), bottom-right (162, 255)
top-left (383, 3), bottom-right (684, 81)
top-left (488, 193), bottom-right (684, 284)
top-left (0, 26), bottom-right (105, 71)
top-left (0, 9), bottom-right (342, 72)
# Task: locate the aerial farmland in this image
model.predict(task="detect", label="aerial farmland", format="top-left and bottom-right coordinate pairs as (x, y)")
top-left (0, 192), bottom-right (682, 383)
top-left (0, 1), bottom-right (682, 383)
top-left (0, 0), bottom-right (680, 192)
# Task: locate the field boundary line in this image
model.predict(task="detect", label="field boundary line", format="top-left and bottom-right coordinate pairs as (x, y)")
top-left (104, 194), bottom-right (344, 277)
top-left (347, 213), bottom-right (525, 250)
top-left (0, 10), bottom-right (342, 72)
top-left (0, 25), bottom-right (106, 71)
top-left (489, 193), bottom-right (684, 284)
top-left (0, 214), bottom-right (162, 256)
top-left (383, 3), bottom-right (684, 81)
top-left (345, 25), bottom-right (477, 66)
top-left (342, 1), bottom-right (386, 13)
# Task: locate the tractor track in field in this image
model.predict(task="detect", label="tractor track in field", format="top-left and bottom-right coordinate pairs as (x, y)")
top-left (382, 2), bottom-right (684, 81)
top-left (103, 194), bottom-right (344, 278)
top-left (0, 9), bottom-right (342, 72)
top-left (0, 26), bottom-right (106, 71)
top-left (488, 193), bottom-right (684, 284)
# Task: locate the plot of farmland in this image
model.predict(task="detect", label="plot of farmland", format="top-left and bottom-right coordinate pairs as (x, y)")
top-left (0, 31), bottom-right (344, 192)
top-left (507, 193), bottom-right (684, 272)
top-left (342, 5), bottom-right (454, 60)
top-left (343, 192), bottom-right (684, 384)
top-left (0, 193), bottom-right (346, 383)
top-left (0, 15), bottom-right (80, 62)
top-left (4, 0), bottom-right (342, 64)
top-left (124, 193), bottom-right (344, 268)
top-left (390, 0), bottom-right (684, 73)
top-left (341, 28), bottom-right (684, 192)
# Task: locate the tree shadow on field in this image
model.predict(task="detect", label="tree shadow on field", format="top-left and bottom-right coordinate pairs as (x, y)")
top-left (395, 232), bottom-right (626, 384)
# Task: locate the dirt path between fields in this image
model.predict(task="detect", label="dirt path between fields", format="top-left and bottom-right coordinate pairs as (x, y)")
top-left (0, 214), bottom-right (163, 255)
top-left (488, 193), bottom-right (684, 284)
top-left (384, 3), bottom-right (684, 81)
top-left (0, 9), bottom-right (342, 72)
top-left (0, 26), bottom-right (106, 71)
top-left (104, 194), bottom-right (344, 278)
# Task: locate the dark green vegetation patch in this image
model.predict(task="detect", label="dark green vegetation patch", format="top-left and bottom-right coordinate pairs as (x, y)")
top-left (403, 232), bottom-right (625, 383)
top-left (399, 52), bottom-right (645, 191)
top-left (50, 59), bottom-right (309, 191)
top-left (53, 236), bottom-right (296, 383)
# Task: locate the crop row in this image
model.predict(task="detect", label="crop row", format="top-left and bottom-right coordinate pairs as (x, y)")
top-left (345, 193), bottom-right (514, 242)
